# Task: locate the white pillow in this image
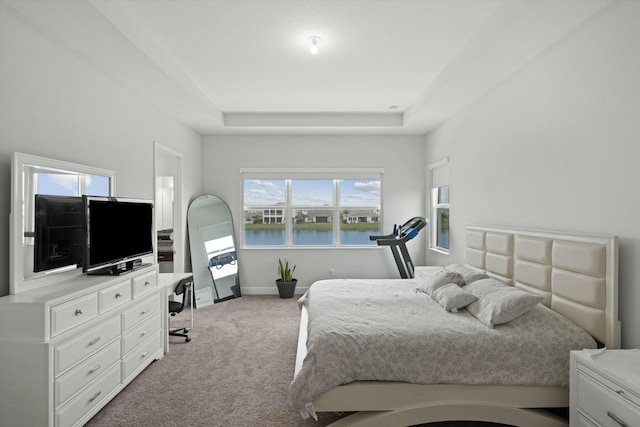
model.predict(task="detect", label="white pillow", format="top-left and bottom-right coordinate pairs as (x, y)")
top-left (445, 263), bottom-right (489, 285)
top-left (464, 278), bottom-right (544, 328)
top-left (431, 283), bottom-right (478, 313)
top-left (415, 269), bottom-right (464, 296)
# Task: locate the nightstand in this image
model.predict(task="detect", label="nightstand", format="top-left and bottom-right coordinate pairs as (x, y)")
top-left (570, 349), bottom-right (640, 426)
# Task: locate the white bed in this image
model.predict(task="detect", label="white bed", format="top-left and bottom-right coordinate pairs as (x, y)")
top-left (290, 224), bottom-right (621, 427)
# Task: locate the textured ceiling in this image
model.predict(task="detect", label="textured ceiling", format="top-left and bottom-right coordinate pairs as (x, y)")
top-left (1, 0), bottom-right (613, 135)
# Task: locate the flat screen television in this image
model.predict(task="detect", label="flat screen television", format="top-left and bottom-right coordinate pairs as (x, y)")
top-left (82, 196), bottom-right (154, 275)
top-left (34, 195), bottom-right (84, 272)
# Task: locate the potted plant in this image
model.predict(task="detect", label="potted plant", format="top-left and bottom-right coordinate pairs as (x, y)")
top-left (276, 258), bottom-right (297, 298)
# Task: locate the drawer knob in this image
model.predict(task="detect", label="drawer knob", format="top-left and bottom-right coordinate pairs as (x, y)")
top-left (141, 330), bottom-right (148, 337)
top-left (115, 292), bottom-right (122, 298)
top-left (75, 308), bottom-right (83, 316)
top-left (88, 337), bottom-right (101, 346)
top-left (89, 364), bottom-right (102, 374)
top-left (144, 281), bottom-right (150, 287)
top-left (141, 309), bottom-right (150, 315)
top-left (607, 411), bottom-right (628, 427)
top-left (141, 351), bottom-right (149, 359)
top-left (89, 391), bottom-right (102, 402)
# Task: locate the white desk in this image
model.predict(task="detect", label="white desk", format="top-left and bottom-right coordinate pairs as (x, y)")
top-left (159, 272), bottom-right (194, 353)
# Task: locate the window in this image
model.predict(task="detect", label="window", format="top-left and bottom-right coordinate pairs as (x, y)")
top-left (242, 169), bottom-right (382, 248)
top-left (428, 159), bottom-right (450, 253)
top-left (35, 171), bottom-right (110, 197)
top-left (24, 165), bottom-right (113, 246)
top-left (11, 152), bottom-right (116, 295)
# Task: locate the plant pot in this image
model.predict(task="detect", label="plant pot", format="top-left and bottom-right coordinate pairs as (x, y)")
top-left (276, 279), bottom-right (297, 299)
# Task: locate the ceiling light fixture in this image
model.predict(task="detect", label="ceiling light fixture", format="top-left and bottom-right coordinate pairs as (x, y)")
top-left (308, 36), bottom-right (321, 55)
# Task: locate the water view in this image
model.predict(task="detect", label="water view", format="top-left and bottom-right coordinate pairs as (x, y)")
top-left (244, 229), bottom-right (377, 246)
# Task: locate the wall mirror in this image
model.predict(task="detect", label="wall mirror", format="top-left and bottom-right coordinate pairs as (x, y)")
top-left (10, 152), bottom-right (115, 294)
top-left (187, 195), bottom-right (240, 307)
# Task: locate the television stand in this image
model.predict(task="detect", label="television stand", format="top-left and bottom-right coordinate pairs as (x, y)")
top-left (0, 265), bottom-right (163, 427)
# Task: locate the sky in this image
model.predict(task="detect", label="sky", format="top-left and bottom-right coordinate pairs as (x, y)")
top-left (244, 179), bottom-right (380, 207)
top-left (37, 172), bottom-right (110, 197)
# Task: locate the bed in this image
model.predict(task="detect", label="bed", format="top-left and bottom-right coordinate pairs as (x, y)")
top-left (289, 224), bottom-right (620, 427)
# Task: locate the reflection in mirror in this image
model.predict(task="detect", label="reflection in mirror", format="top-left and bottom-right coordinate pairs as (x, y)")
top-left (187, 195), bottom-right (240, 307)
top-left (154, 142), bottom-right (184, 274)
top-left (156, 175), bottom-right (174, 273)
top-left (10, 152), bottom-right (115, 294)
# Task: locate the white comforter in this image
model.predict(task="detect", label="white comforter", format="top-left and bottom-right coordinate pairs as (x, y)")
top-left (289, 277), bottom-right (596, 414)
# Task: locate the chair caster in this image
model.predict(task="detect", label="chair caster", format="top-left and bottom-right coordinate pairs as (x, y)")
top-left (185, 337), bottom-right (191, 342)
top-left (183, 328), bottom-right (189, 333)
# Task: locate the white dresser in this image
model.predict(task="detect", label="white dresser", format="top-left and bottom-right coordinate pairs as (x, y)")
top-left (0, 265), bottom-right (164, 427)
top-left (570, 349), bottom-right (640, 427)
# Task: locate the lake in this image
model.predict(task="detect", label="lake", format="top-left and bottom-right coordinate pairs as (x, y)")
top-left (244, 229), bottom-right (377, 246)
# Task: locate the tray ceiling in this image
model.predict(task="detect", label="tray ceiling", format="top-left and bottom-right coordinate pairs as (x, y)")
top-left (1, 0), bottom-right (613, 135)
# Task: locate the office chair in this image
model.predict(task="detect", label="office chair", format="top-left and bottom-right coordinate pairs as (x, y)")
top-left (169, 276), bottom-right (193, 342)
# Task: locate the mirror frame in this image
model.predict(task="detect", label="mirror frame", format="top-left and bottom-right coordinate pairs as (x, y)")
top-left (187, 194), bottom-right (239, 306)
top-left (9, 152), bottom-right (116, 294)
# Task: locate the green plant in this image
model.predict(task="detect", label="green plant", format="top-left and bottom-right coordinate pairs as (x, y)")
top-left (277, 258), bottom-right (296, 282)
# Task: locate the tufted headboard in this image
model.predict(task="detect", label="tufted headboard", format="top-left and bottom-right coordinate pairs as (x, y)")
top-left (465, 224), bottom-right (620, 349)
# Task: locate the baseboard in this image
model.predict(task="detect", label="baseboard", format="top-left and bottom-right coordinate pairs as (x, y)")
top-left (240, 286), bottom-right (309, 296)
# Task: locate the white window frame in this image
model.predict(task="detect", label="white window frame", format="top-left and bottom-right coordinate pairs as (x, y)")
top-left (240, 168), bottom-right (383, 249)
top-left (428, 158), bottom-right (450, 255)
top-left (10, 152), bottom-right (115, 294)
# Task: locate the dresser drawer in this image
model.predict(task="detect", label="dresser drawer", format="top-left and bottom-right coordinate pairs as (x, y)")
top-left (576, 369), bottom-right (640, 426)
top-left (132, 270), bottom-right (157, 298)
top-left (122, 331), bottom-right (161, 380)
top-left (157, 251), bottom-right (173, 262)
top-left (122, 293), bottom-right (161, 330)
top-left (55, 364), bottom-right (121, 427)
top-left (51, 293), bottom-right (98, 337)
top-left (575, 412), bottom-right (598, 427)
top-left (122, 312), bottom-right (161, 355)
top-left (578, 361), bottom-right (640, 407)
top-left (55, 316), bottom-right (121, 376)
top-left (99, 280), bottom-right (132, 313)
top-left (55, 339), bottom-right (120, 408)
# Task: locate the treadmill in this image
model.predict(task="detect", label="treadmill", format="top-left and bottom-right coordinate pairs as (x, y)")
top-left (369, 216), bottom-right (427, 279)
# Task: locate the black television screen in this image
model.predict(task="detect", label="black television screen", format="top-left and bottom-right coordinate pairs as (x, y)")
top-left (83, 196), bottom-right (154, 274)
top-left (34, 195), bottom-right (84, 272)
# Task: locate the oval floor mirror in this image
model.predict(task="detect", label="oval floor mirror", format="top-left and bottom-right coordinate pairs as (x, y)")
top-left (187, 195), bottom-right (240, 307)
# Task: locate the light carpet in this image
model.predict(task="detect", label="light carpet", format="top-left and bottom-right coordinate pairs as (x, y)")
top-left (86, 295), bottom-right (506, 427)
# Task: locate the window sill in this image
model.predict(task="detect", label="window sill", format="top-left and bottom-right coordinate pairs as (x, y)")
top-left (428, 247), bottom-right (450, 256)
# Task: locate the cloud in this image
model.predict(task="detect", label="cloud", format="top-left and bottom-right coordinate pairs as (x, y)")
top-left (245, 186), bottom-right (283, 205)
top-left (247, 180), bottom-right (280, 191)
top-left (47, 174), bottom-right (79, 193)
top-left (354, 180), bottom-right (381, 195)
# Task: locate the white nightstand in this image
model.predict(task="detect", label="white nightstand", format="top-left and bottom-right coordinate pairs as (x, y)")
top-left (570, 349), bottom-right (640, 426)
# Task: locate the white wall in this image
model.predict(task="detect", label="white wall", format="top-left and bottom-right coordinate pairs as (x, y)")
top-left (0, 7), bottom-right (202, 296)
top-left (425, 1), bottom-right (640, 348)
top-left (201, 135), bottom-right (426, 293)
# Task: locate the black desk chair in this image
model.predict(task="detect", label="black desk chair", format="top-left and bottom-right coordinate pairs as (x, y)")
top-left (169, 276), bottom-right (192, 342)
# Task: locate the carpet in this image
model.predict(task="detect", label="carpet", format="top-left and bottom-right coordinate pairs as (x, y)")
top-left (86, 295), bottom-right (505, 427)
